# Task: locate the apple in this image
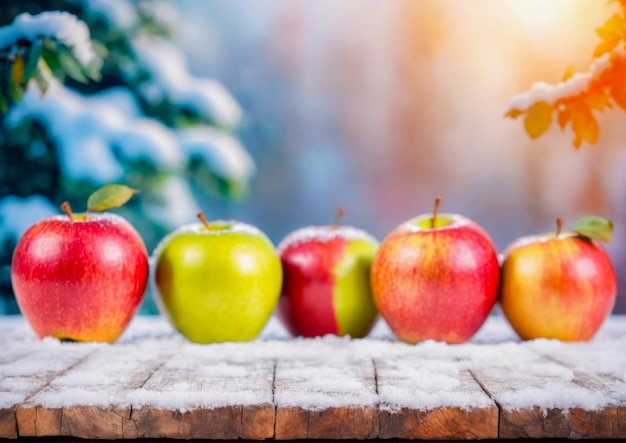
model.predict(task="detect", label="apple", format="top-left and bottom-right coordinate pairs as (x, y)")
top-left (499, 216), bottom-right (616, 341)
top-left (153, 212), bottom-right (282, 343)
top-left (370, 198), bottom-right (500, 344)
top-left (11, 184), bottom-right (148, 343)
top-left (277, 215), bottom-right (379, 338)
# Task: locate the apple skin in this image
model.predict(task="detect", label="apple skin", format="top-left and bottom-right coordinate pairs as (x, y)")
top-left (277, 226), bottom-right (379, 338)
top-left (11, 213), bottom-right (148, 343)
top-left (371, 214), bottom-right (500, 344)
top-left (499, 232), bottom-right (616, 341)
top-left (153, 221), bottom-right (282, 343)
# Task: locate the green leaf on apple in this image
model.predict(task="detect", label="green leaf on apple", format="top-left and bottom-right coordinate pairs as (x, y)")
top-left (87, 184), bottom-right (140, 212)
top-left (571, 215), bottom-right (613, 242)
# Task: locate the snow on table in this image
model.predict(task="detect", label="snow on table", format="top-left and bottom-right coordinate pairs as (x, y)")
top-left (0, 315), bottom-right (625, 440)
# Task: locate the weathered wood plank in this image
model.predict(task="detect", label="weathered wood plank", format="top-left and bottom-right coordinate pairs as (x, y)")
top-left (376, 358), bottom-right (498, 439)
top-left (274, 358), bottom-right (377, 440)
top-left (16, 337), bottom-right (175, 439)
top-left (0, 407), bottom-right (17, 439)
top-left (130, 346), bottom-right (275, 440)
top-left (0, 342), bottom-right (93, 439)
top-left (132, 406), bottom-right (241, 439)
top-left (472, 357), bottom-right (626, 439)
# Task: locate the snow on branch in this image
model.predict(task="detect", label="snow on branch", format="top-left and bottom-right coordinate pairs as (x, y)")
top-left (506, 46), bottom-right (626, 149)
top-left (506, 1), bottom-right (626, 149)
top-left (80, 0), bottom-right (138, 30)
top-left (0, 195), bottom-right (57, 245)
top-left (178, 127), bottom-right (255, 182)
top-left (131, 35), bottom-right (242, 127)
top-left (79, 0), bottom-right (177, 34)
top-left (6, 80), bottom-right (183, 184)
top-left (506, 52), bottom-right (617, 113)
top-left (5, 80), bottom-right (254, 196)
top-left (0, 12), bottom-right (96, 65)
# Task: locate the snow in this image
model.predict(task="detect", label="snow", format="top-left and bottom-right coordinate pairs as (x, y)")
top-left (0, 315), bottom-right (625, 413)
top-left (5, 81), bottom-right (183, 184)
top-left (142, 175), bottom-right (199, 231)
top-left (277, 225), bottom-right (378, 253)
top-left (131, 35), bottom-right (242, 127)
top-left (80, 0), bottom-right (137, 29)
top-left (178, 127), bottom-right (255, 180)
top-left (79, 0), bottom-right (177, 32)
top-left (0, 195), bottom-right (58, 244)
top-left (141, 0), bottom-right (179, 32)
top-left (0, 12), bottom-right (96, 65)
top-left (506, 47), bottom-right (626, 112)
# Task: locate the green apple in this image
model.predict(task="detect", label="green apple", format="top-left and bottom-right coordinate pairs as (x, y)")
top-left (153, 212), bottom-right (282, 343)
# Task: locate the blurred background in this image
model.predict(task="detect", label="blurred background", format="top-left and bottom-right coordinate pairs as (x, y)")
top-left (2, 0), bottom-right (626, 314)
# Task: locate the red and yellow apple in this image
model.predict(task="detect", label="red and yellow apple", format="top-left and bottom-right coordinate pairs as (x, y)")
top-left (277, 224), bottom-right (378, 338)
top-left (371, 198), bottom-right (500, 344)
top-left (153, 212), bottom-right (282, 343)
top-left (11, 185), bottom-right (148, 342)
top-left (499, 217), bottom-right (616, 341)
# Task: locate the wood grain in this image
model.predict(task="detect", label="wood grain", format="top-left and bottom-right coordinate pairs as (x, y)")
top-left (274, 358), bottom-right (377, 439)
top-left (2, 317), bottom-right (626, 441)
top-left (472, 357), bottom-right (626, 439)
top-left (0, 408), bottom-right (17, 439)
top-left (376, 358), bottom-right (498, 439)
top-left (0, 344), bottom-right (93, 439)
top-left (16, 339), bottom-right (173, 439)
top-left (275, 405), bottom-right (378, 440)
top-left (131, 351), bottom-right (275, 440)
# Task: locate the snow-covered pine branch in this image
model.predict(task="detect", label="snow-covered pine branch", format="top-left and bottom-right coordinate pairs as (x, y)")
top-left (6, 80), bottom-right (180, 183)
top-left (0, 11), bottom-right (103, 112)
top-left (178, 127), bottom-right (255, 183)
top-left (79, 0), bottom-right (178, 35)
top-left (0, 195), bottom-right (57, 248)
top-left (0, 11), bottom-right (96, 65)
top-left (6, 79), bottom-right (253, 188)
top-left (130, 35), bottom-right (242, 128)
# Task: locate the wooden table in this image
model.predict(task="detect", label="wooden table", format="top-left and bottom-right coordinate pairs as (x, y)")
top-left (1, 315), bottom-right (625, 440)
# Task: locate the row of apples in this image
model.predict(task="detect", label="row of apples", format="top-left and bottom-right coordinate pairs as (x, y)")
top-left (10, 186), bottom-right (616, 344)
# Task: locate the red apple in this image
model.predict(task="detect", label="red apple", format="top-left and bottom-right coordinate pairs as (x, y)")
top-left (277, 219), bottom-right (379, 338)
top-left (499, 217), bottom-right (616, 341)
top-left (11, 185), bottom-right (148, 342)
top-left (371, 198), bottom-right (500, 344)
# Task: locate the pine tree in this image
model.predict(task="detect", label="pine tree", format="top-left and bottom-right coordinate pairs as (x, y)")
top-left (0, 1), bottom-right (254, 313)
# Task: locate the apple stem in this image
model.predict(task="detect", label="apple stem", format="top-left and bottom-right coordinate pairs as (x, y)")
top-left (197, 211), bottom-right (211, 229)
top-left (556, 217), bottom-right (563, 237)
top-left (60, 201), bottom-right (75, 222)
top-left (334, 207), bottom-right (346, 228)
top-left (432, 196), bottom-right (442, 229)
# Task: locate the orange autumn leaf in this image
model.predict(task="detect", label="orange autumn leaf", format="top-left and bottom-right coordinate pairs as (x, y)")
top-left (594, 36), bottom-right (621, 58)
top-left (505, 108), bottom-right (524, 118)
top-left (610, 80), bottom-right (626, 109)
top-left (594, 13), bottom-right (625, 57)
top-left (523, 101), bottom-right (553, 139)
top-left (562, 65), bottom-right (576, 81)
top-left (585, 84), bottom-right (612, 111)
top-left (596, 13), bottom-right (625, 39)
top-left (571, 104), bottom-right (599, 148)
top-left (557, 107), bottom-right (571, 129)
top-left (508, 1), bottom-right (626, 149)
